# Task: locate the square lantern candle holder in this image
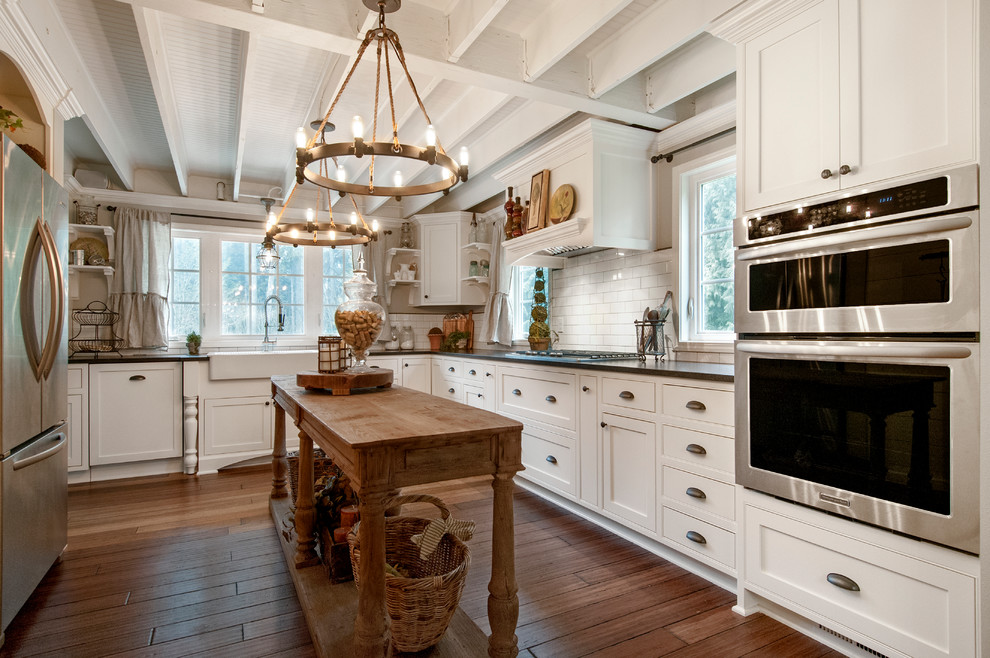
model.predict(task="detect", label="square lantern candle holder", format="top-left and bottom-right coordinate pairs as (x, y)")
top-left (319, 336), bottom-right (352, 373)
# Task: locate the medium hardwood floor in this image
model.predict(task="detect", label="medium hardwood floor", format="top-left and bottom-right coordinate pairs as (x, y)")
top-left (0, 467), bottom-right (840, 657)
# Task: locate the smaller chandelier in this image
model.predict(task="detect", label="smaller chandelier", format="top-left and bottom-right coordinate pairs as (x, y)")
top-left (294, 0), bottom-right (469, 200)
top-left (256, 197), bottom-right (281, 271)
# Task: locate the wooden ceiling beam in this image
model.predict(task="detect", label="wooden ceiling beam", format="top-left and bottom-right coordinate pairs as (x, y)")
top-left (230, 32), bottom-right (261, 201)
top-left (646, 34), bottom-right (735, 113)
top-left (446, 0), bottom-right (509, 63)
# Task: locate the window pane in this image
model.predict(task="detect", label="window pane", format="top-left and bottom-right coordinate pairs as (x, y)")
top-left (170, 303), bottom-right (199, 337)
top-left (222, 241), bottom-right (249, 272)
top-left (702, 281), bottom-right (734, 332)
top-left (701, 229), bottom-right (734, 281)
top-left (323, 248), bottom-right (352, 277)
top-left (282, 305), bottom-right (305, 335)
top-left (172, 271), bottom-right (199, 303)
top-left (222, 301), bottom-right (249, 334)
top-left (172, 238), bottom-right (200, 270)
top-left (278, 244), bottom-right (305, 274)
top-left (276, 276), bottom-right (305, 305)
top-left (323, 277), bottom-right (345, 307)
top-left (251, 274), bottom-right (277, 304)
top-left (701, 174), bottom-right (736, 231)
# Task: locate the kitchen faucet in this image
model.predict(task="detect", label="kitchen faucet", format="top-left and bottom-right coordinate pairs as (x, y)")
top-left (262, 294), bottom-right (285, 351)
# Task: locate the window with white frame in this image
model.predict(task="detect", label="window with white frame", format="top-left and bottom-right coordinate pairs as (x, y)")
top-left (167, 225), bottom-right (358, 345)
top-left (677, 152), bottom-right (736, 342)
top-left (508, 265), bottom-right (548, 342)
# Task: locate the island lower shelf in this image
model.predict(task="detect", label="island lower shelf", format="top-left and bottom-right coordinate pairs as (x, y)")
top-left (269, 495), bottom-right (489, 657)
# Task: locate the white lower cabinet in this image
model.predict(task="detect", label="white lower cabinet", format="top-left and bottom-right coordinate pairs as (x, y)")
top-left (202, 395), bottom-right (273, 455)
top-left (89, 362), bottom-right (182, 464)
top-left (662, 507), bottom-right (735, 571)
top-left (743, 496), bottom-right (977, 658)
top-left (463, 384), bottom-right (486, 409)
top-left (400, 356), bottom-right (431, 393)
top-left (600, 412), bottom-right (657, 534)
top-left (67, 364), bottom-right (88, 471)
top-left (520, 426), bottom-right (577, 498)
top-left (366, 355), bottom-right (399, 384)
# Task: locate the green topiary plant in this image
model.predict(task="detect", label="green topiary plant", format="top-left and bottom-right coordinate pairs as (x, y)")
top-left (528, 268), bottom-right (551, 350)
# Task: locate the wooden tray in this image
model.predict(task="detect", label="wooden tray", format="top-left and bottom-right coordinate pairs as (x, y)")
top-left (296, 369), bottom-right (393, 395)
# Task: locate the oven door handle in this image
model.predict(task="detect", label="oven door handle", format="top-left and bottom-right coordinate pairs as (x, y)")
top-left (737, 342), bottom-right (972, 360)
top-left (736, 214), bottom-right (973, 261)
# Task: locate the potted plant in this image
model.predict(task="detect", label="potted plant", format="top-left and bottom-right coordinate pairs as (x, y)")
top-left (528, 268), bottom-right (551, 351)
top-left (427, 327), bottom-right (444, 351)
top-left (0, 106), bottom-right (24, 134)
top-left (186, 331), bottom-right (202, 355)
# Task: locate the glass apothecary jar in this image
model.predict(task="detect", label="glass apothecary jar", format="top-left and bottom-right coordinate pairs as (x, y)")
top-left (334, 255), bottom-right (385, 371)
top-left (469, 260), bottom-right (479, 277)
top-left (399, 222), bottom-right (415, 248)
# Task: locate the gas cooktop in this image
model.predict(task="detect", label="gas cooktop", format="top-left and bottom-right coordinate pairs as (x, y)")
top-left (507, 350), bottom-right (642, 361)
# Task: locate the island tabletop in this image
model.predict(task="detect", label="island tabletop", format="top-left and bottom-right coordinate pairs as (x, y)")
top-left (269, 375), bottom-right (524, 658)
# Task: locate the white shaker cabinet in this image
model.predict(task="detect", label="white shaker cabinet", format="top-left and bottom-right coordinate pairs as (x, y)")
top-left (412, 212), bottom-right (486, 306)
top-left (399, 356), bottom-right (431, 393)
top-left (89, 362), bottom-right (182, 464)
top-left (202, 395), bottom-right (273, 456)
top-left (600, 412), bottom-right (657, 535)
top-left (66, 364), bottom-right (88, 471)
top-left (737, 0), bottom-right (975, 212)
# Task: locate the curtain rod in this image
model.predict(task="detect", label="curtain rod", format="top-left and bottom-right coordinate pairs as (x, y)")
top-left (650, 127), bottom-right (736, 164)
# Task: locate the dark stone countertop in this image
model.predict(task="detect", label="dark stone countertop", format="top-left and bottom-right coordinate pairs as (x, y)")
top-left (69, 352), bottom-right (209, 364)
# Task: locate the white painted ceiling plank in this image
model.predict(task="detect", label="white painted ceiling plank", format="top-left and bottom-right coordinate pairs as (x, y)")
top-left (400, 99), bottom-right (572, 217)
top-left (21, 0), bottom-right (137, 189)
top-left (133, 6), bottom-right (189, 195)
top-left (587, 0), bottom-right (741, 98)
top-left (446, 0), bottom-right (509, 62)
top-left (521, 0), bottom-right (633, 82)
top-left (231, 32), bottom-right (259, 201)
top-left (646, 35), bottom-right (735, 113)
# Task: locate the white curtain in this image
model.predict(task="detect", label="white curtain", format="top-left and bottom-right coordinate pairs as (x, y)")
top-left (481, 211), bottom-right (513, 344)
top-left (365, 240), bottom-right (391, 342)
top-left (109, 207), bottom-right (171, 349)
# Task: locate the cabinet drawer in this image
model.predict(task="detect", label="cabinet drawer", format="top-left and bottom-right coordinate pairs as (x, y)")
top-left (661, 465), bottom-right (735, 522)
top-left (745, 505), bottom-right (976, 658)
top-left (68, 365), bottom-right (86, 391)
top-left (662, 507), bottom-right (735, 570)
top-left (432, 380), bottom-right (462, 402)
top-left (662, 425), bottom-right (734, 477)
top-left (663, 384), bottom-right (733, 427)
top-left (439, 357), bottom-right (462, 379)
top-left (601, 377), bottom-right (655, 413)
top-left (462, 362), bottom-right (488, 383)
top-left (203, 396), bottom-right (273, 455)
top-left (520, 429), bottom-right (576, 497)
top-left (499, 369), bottom-right (576, 432)
top-left (463, 383), bottom-right (486, 409)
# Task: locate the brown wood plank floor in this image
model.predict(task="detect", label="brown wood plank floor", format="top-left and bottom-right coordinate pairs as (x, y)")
top-left (0, 467), bottom-right (840, 657)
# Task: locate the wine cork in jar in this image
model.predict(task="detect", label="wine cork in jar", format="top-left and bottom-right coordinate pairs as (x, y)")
top-left (339, 504), bottom-right (360, 528)
top-left (333, 526), bottom-right (350, 544)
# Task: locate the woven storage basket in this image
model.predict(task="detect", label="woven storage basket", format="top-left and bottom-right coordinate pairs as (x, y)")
top-left (286, 448), bottom-right (340, 502)
top-left (347, 493), bottom-right (471, 653)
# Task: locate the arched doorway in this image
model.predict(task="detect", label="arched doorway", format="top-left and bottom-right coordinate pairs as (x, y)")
top-left (0, 51), bottom-right (48, 169)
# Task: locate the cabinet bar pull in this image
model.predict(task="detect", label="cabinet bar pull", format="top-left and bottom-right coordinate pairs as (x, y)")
top-left (685, 487), bottom-right (707, 500)
top-left (448, 388), bottom-right (455, 394)
top-left (826, 573), bottom-right (860, 592)
top-left (685, 443), bottom-right (707, 455)
top-left (685, 400), bottom-right (706, 411)
top-left (129, 375), bottom-right (146, 381)
top-left (685, 530), bottom-right (707, 544)
top-left (512, 389), bottom-right (521, 396)
top-left (545, 395), bottom-right (556, 403)
top-left (545, 455), bottom-right (557, 464)
top-left (582, 385), bottom-right (590, 392)
top-left (448, 367), bottom-right (455, 372)
top-left (469, 369), bottom-right (476, 375)
top-left (618, 391), bottom-right (634, 400)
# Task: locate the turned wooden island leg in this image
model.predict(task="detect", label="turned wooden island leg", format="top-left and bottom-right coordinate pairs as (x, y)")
top-left (293, 428), bottom-right (320, 568)
top-left (355, 490), bottom-right (389, 658)
top-left (271, 402), bottom-right (288, 499)
top-left (488, 472), bottom-right (519, 658)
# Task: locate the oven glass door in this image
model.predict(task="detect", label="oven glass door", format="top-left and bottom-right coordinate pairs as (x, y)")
top-left (736, 340), bottom-right (979, 553)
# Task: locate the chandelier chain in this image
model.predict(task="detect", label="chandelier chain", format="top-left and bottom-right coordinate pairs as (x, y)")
top-left (369, 37), bottom-right (384, 193)
top-left (386, 30), bottom-right (442, 155)
top-left (383, 34), bottom-right (399, 152)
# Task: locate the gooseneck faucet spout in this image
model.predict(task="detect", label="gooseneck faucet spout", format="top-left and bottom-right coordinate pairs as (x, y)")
top-left (263, 294), bottom-right (285, 350)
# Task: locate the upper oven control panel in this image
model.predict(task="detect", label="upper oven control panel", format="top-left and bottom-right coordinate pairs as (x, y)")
top-left (739, 165), bottom-right (978, 246)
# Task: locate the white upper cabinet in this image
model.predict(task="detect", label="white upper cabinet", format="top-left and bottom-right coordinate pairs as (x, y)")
top-left (731, 0), bottom-right (975, 212)
top-left (412, 212), bottom-right (486, 307)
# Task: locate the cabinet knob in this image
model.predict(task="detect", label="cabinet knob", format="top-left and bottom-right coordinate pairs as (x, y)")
top-left (512, 389), bottom-right (521, 396)
top-left (485, 372), bottom-right (492, 377)
top-left (448, 387), bottom-right (455, 394)
top-left (826, 573), bottom-right (860, 592)
top-left (265, 401), bottom-right (270, 406)
top-left (582, 385), bottom-right (590, 392)
top-left (404, 363), bottom-right (409, 367)
top-left (469, 369), bottom-right (476, 376)
top-left (129, 375), bottom-right (146, 382)
top-left (685, 530), bottom-right (707, 545)
top-left (618, 390), bottom-right (634, 400)
top-left (424, 294), bottom-right (429, 299)
top-left (545, 455), bottom-right (557, 465)
top-left (600, 421), bottom-right (608, 428)
top-left (685, 487), bottom-right (707, 500)
top-left (820, 168), bottom-right (833, 179)
top-left (839, 164), bottom-right (852, 175)
top-left (477, 393), bottom-right (483, 398)
top-left (545, 395), bottom-right (556, 403)
top-left (685, 443), bottom-right (707, 455)
top-left (685, 400), bottom-right (706, 411)
top-left (448, 366), bottom-right (455, 372)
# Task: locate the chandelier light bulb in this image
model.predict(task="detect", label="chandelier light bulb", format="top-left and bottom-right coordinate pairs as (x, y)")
top-left (350, 211), bottom-right (358, 225)
top-left (306, 207), bottom-right (315, 222)
top-left (336, 165), bottom-right (347, 183)
top-left (267, 211), bottom-right (277, 229)
top-left (329, 230), bottom-right (336, 242)
top-left (425, 124), bottom-right (436, 147)
top-left (393, 170), bottom-right (403, 187)
top-left (295, 127), bottom-right (307, 149)
top-left (352, 115), bottom-right (364, 140)
top-left (371, 219), bottom-right (379, 232)
top-left (459, 146), bottom-right (469, 167)
top-left (289, 228), bottom-right (299, 238)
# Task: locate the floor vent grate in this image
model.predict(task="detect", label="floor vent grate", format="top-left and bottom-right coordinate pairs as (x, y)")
top-left (818, 624), bottom-right (889, 658)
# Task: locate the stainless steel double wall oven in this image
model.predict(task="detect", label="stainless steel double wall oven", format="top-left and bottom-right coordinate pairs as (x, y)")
top-left (734, 165), bottom-right (980, 553)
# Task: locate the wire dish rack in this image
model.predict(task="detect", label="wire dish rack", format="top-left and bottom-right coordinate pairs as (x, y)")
top-left (69, 301), bottom-right (123, 357)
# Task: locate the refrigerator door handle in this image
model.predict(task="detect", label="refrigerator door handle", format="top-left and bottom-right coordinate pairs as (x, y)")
top-left (38, 221), bottom-right (65, 380)
top-left (19, 218), bottom-right (47, 381)
top-left (12, 432), bottom-right (66, 471)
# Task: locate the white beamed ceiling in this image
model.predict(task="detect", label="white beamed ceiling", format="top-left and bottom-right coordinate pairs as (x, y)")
top-left (19, 0), bottom-right (741, 219)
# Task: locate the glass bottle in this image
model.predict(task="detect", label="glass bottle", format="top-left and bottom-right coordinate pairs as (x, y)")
top-left (399, 222), bottom-right (414, 248)
top-left (399, 325), bottom-right (415, 350)
top-left (469, 260), bottom-right (479, 277)
top-left (334, 254), bottom-right (385, 371)
top-left (480, 259), bottom-right (489, 277)
top-left (504, 187), bottom-right (514, 240)
top-left (511, 197), bottom-right (523, 237)
top-left (477, 218), bottom-right (489, 244)
top-left (468, 216), bottom-right (478, 244)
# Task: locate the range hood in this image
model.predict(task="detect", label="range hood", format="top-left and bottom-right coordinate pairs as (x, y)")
top-left (494, 118), bottom-right (658, 267)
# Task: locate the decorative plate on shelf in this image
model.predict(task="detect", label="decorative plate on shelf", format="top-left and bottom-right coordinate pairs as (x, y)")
top-left (548, 184), bottom-right (574, 224)
top-left (69, 237), bottom-right (110, 265)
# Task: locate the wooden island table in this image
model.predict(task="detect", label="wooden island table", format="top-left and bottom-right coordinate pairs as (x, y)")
top-left (268, 375), bottom-right (524, 658)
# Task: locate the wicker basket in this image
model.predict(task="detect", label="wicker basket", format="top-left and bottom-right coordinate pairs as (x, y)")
top-left (347, 494), bottom-right (471, 653)
top-left (286, 448), bottom-right (340, 502)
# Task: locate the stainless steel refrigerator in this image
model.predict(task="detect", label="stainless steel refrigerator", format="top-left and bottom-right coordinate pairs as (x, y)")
top-left (0, 135), bottom-right (69, 632)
